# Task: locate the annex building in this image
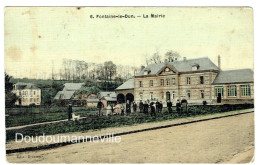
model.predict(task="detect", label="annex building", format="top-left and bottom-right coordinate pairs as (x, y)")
top-left (116, 57), bottom-right (254, 105)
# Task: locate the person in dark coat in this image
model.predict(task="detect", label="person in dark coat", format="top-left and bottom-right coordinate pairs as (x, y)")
top-left (181, 98), bottom-right (188, 114)
top-left (156, 99), bottom-right (160, 113)
top-left (176, 99), bottom-right (181, 115)
top-left (126, 101), bottom-right (131, 115)
top-left (97, 100), bottom-right (103, 116)
top-left (150, 102), bottom-right (156, 116)
top-left (68, 104), bottom-right (72, 120)
top-left (143, 101), bottom-right (149, 115)
top-left (167, 100), bottom-right (173, 113)
top-left (121, 104), bottom-right (125, 116)
top-left (133, 101), bottom-right (137, 113)
top-left (159, 101), bottom-right (163, 113)
top-left (139, 100), bottom-right (144, 113)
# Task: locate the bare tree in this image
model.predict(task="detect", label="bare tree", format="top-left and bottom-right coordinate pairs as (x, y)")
top-left (165, 50), bottom-right (181, 62)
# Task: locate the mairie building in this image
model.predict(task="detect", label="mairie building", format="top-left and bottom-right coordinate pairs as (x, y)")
top-left (115, 57), bottom-right (254, 106)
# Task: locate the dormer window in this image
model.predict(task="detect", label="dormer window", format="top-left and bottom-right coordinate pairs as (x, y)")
top-left (192, 64), bottom-right (200, 71)
top-left (144, 68), bottom-right (151, 75)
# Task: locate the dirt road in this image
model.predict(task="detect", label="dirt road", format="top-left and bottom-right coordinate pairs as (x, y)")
top-left (6, 112), bottom-right (254, 163)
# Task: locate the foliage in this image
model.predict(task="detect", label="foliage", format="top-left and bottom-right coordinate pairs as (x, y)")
top-left (5, 73), bottom-right (18, 107)
top-left (75, 86), bottom-right (100, 95)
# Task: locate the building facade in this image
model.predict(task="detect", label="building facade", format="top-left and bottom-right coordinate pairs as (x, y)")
top-left (12, 82), bottom-right (41, 106)
top-left (116, 57), bottom-right (254, 106)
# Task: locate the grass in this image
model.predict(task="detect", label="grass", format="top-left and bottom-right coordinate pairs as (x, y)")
top-left (5, 104), bottom-right (254, 142)
top-left (5, 107), bottom-right (98, 127)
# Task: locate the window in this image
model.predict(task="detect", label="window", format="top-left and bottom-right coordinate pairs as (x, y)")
top-left (165, 68), bottom-right (170, 72)
top-left (149, 80), bottom-right (153, 87)
top-left (186, 77), bottom-right (191, 85)
top-left (228, 85), bottom-right (237, 97)
top-left (166, 79), bottom-right (170, 86)
top-left (200, 76), bottom-right (204, 84)
top-left (37, 98), bottom-right (40, 102)
top-left (172, 91), bottom-right (176, 99)
top-left (187, 90), bottom-right (191, 99)
top-left (139, 92), bottom-right (143, 100)
top-left (150, 92), bottom-right (153, 100)
top-left (241, 85), bottom-right (251, 96)
top-left (161, 92), bottom-right (164, 99)
top-left (33, 91), bottom-right (36, 95)
top-left (215, 86), bottom-right (224, 97)
top-left (166, 91), bottom-right (171, 101)
top-left (160, 79), bottom-right (164, 86)
top-left (30, 98), bottom-right (33, 102)
top-left (172, 78), bottom-right (176, 85)
top-left (200, 90), bottom-right (204, 99)
top-left (139, 81), bottom-right (143, 87)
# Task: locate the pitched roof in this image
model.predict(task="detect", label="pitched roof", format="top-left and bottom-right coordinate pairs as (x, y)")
top-left (14, 82), bottom-right (40, 90)
top-left (63, 83), bottom-right (84, 91)
top-left (99, 91), bottom-right (117, 98)
top-left (54, 91), bottom-right (75, 100)
top-left (136, 57), bottom-right (219, 76)
top-left (212, 69), bottom-right (254, 85)
top-left (115, 79), bottom-right (134, 90)
top-left (101, 96), bottom-right (117, 102)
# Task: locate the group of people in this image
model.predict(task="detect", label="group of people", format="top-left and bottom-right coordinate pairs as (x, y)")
top-left (121, 98), bottom-right (188, 116)
top-left (93, 98), bottom-right (189, 117)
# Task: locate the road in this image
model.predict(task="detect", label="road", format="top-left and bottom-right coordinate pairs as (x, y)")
top-left (6, 112), bottom-right (254, 163)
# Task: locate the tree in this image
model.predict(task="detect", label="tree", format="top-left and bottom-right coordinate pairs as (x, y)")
top-left (165, 50), bottom-right (181, 62)
top-left (5, 73), bottom-right (17, 107)
top-left (104, 61), bottom-right (117, 81)
top-left (145, 50), bottom-right (163, 65)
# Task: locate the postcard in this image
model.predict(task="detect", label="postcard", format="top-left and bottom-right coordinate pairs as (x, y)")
top-left (4, 7), bottom-right (254, 163)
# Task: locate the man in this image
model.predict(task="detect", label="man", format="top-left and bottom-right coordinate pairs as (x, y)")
top-left (133, 101), bottom-right (137, 113)
top-left (159, 101), bottom-right (163, 113)
top-left (156, 99), bottom-right (160, 113)
top-left (176, 99), bottom-right (181, 115)
top-left (121, 104), bottom-right (125, 116)
top-left (167, 100), bottom-right (173, 113)
top-left (181, 98), bottom-right (188, 114)
top-left (68, 104), bottom-right (72, 121)
top-left (126, 100), bottom-right (131, 115)
top-left (143, 101), bottom-right (149, 115)
top-left (150, 102), bottom-right (156, 117)
top-left (139, 100), bottom-right (144, 113)
top-left (97, 100), bottom-right (103, 116)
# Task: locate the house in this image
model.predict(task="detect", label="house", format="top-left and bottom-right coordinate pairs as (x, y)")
top-left (86, 94), bottom-right (99, 107)
top-left (99, 91), bottom-right (117, 108)
top-left (12, 82), bottom-right (41, 106)
top-left (54, 83), bottom-right (85, 106)
top-left (116, 57), bottom-right (254, 106)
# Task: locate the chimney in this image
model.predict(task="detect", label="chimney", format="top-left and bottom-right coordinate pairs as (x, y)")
top-left (183, 57), bottom-right (187, 61)
top-left (218, 55), bottom-right (221, 69)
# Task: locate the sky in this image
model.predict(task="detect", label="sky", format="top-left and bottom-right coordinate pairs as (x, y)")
top-left (4, 7), bottom-right (254, 78)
